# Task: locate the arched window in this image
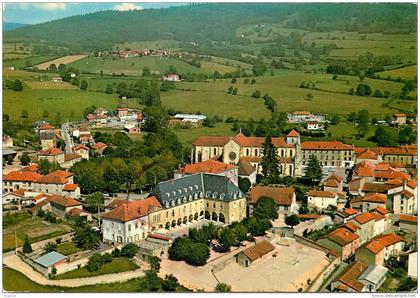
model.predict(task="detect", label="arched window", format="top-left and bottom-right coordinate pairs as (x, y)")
top-left (220, 193), bottom-right (225, 200)
top-left (188, 195), bottom-right (193, 201)
top-left (177, 198), bottom-right (181, 205)
top-left (165, 201), bottom-right (169, 208)
top-left (171, 200), bottom-right (175, 207)
top-left (199, 192), bottom-right (203, 198)
top-left (206, 191), bottom-right (211, 197)
top-left (182, 196), bottom-right (187, 203)
top-left (213, 192), bottom-right (218, 199)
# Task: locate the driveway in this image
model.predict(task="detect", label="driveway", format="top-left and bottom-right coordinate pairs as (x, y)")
top-left (3, 253), bottom-right (145, 288)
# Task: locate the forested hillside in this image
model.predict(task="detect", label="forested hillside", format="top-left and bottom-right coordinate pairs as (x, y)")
top-left (4, 3), bottom-right (416, 52)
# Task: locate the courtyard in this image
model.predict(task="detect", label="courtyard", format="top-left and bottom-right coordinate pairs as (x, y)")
top-left (159, 237), bottom-right (332, 292)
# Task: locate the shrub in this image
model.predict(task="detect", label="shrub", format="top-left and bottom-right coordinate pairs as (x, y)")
top-left (162, 274), bottom-right (179, 292)
top-left (215, 283), bottom-right (231, 292)
top-left (86, 253), bottom-right (104, 272)
top-left (121, 243), bottom-right (138, 258)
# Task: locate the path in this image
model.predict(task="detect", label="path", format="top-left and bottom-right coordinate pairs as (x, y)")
top-left (3, 254), bottom-right (145, 287)
top-left (61, 122), bottom-right (74, 154)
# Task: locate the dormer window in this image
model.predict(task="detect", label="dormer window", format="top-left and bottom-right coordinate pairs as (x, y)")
top-left (206, 191), bottom-right (211, 197)
top-left (182, 196), bottom-right (187, 203)
top-left (166, 193), bottom-right (170, 197)
top-left (199, 192), bottom-right (203, 198)
top-left (195, 185), bottom-right (199, 190)
top-left (220, 193), bottom-right (225, 200)
top-left (184, 188), bottom-right (187, 193)
top-left (213, 192), bottom-right (218, 199)
top-left (189, 186), bottom-right (193, 191)
top-left (188, 195), bottom-right (193, 201)
top-left (165, 201), bottom-right (169, 208)
top-left (178, 189), bottom-right (182, 194)
top-left (177, 198), bottom-right (181, 205)
top-left (171, 200), bottom-right (175, 207)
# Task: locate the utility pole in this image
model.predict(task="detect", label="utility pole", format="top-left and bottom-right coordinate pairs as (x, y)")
top-left (14, 231), bottom-right (18, 255)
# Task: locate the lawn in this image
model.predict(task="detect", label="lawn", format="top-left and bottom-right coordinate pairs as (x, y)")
top-left (68, 56), bottom-right (207, 76)
top-left (3, 233), bottom-right (23, 252)
top-left (321, 122), bottom-right (377, 147)
top-left (3, 267), bottom-right (189, 292)
top-left (378, 65), bottom-right (417, 81)
top-left (3, 55), bottom-right (59, 69)
top-left (56, 242), bottom-right (81, 256)
top-left (3, 88), bottom-right (121, 123)
top-left (54, 257), bottom-right (138, 280)
top-left (3, 213), bottom-right (72, 251)
top-left (172, 122), bottom-right (234, 146)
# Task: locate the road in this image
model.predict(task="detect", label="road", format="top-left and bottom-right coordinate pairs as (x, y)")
top-left (61, 122), bottom-right (74, 154)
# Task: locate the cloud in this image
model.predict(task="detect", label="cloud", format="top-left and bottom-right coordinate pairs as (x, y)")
top-left (113, 3), bottom-right (143, 11)
top-left (33, 3), bottom-right (67, 10)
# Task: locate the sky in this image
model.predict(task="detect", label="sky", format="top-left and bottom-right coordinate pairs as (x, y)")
top-left (3, 2), bottom-right (187, 25)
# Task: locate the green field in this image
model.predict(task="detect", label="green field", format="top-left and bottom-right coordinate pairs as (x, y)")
top-left (56, 242), bottom-right (81, 256)
top-left (3, 267), bottom-right (189, 292)
top-left (173, 122), bottom-right (234, 146)
top-left (378, 65), bottom-right (417, 80)
top-left (161, 73), bottom-right (411, 121)
top-left (69, 56), bottom-right (207, 76)
top-left (3, 55), bottom-right (59, 69)
top-left (3, 89), bottom-right (122, 123)
top-left (55, 258), bottom-right (138, 280)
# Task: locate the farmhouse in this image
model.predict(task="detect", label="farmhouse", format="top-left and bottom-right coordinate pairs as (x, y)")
top-left (124, 124), bottom-right (141, 134)
top-left (74, 144), bottom-right (89, 160)
top-left (350, 193), bottom-right (387, 212)
top-left (249, 186), bottom-right (298, 216)
top-left (47, 195), bottom-right (83, 218)
top-left (162, 73), bottom-right (181, 82)
top-left (236, 240), bottom-right (275, 267)
top-left (3, 135), bottom-right (13, 148)
top-left (393, 113), bottom-right (407, 125)
top-left (92, 142), bottom-right (107, 155)
top-left (318, 227), bottom-right (360, 260)
top-left (323, 173), bottom-right (344, 193)
top-left (32, 170), bottom-right (80, 198)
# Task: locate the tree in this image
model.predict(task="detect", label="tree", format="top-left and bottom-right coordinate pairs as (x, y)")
top-left (43, 110), bottom-right (49, 118)
top-left (148, 256), bottom-right (161, 273)
top-left (231, 78), bottom-right (236, 84)
top-left (261, 136), bottom-right (280, 182)
top-left (49, 64), bottom-right (57, 72)
top-left (304, 154), bottom-right (323, 184)
top-left (142, 67), bottom-right (151, 77)
top-left (215, 283), bottom-right (231, 292)
top-left (227, 86), bottom-right (233, 94)
top-left (13, 79), bottom-right (23, 91)
top-left (21, 110), bottom-right (29, 118)
top-left (73, 223), bottom-right (100, 250)
top-left (253, 196), bottom-right (278, 221)
top-left (80, 80), bottom-right (88, 90)
top-left (238, 177), bottom-right (251, 193)
top-left (397, 277), bottom-right (417, 291)
top-left (43, 242), bottom-right (57, 254)
top-left (105, 84), bottom-right (113, 94)
top-left (331, 115), bottom-right (340, 125)
top-left (86, 253), bottom-right (104, 272)
top-left (3, 114), bottom-right (9, 122)
top-left (121, 243), bottom-right (138, 258)
top-left (186, 242), bottom-right (210, 266)
top-left (144, 270), bottom-right (162, 292)
top-left (285, 215), bottom-right (300, 228)
top-left (162, 274), bottom-right (179, 292)
top-left (232, 88), bottom-right (238, 95)
top-left (251, 90), bottom-right (261, 98)
top-left (356, 84), bottom-right (372, 96)
top-left (374, 126), bottom-right (399, 147)
top-left (218, 227), bottom-right (237, 250)
top-left (20, 152), bottom-right (30, 166)
top-left (373, 89), bottom-right (382, 97)
top-left (84, 192), bottom-right (104, 212)
top-left (23, 236), bottom-right (32, 253)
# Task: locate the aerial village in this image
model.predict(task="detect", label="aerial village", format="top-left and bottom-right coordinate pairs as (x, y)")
top-left (2, 102), bottom-right (418, 293)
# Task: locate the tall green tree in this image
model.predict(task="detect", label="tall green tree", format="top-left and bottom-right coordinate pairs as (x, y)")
top-left (261, 136), bottom-right (280, 182)
top-left (285, 215), bottom-right (300, 228)
top-left (23, 236), bottom-right (32, 253)
top-left (13, 79), bottom-right (23, 91)
top-left (20, 152), bottom-right (31, 166)
top-left (80, 80), bottom-right (88, 90)
top-left (253, 196), bottom-right (278, 221)
top-left (304, 154), bottom-right (323, 184)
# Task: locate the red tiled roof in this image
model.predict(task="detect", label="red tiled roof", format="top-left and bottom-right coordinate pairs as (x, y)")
top-left (105, 198), bottom-right (128, 210)
top-left (324, 228), bottom-right (359, 246)
top-left (34, 170), bottom-right (73, 184)
top-left (394, 113), bottom-right (406, 117)
top-left (353, 212), bottom-right (376, 225)
top-left (3, 170), bottom-right (43, 182)
top-left (370, 211), bottom-right (385, 222)
top-left (147, 233), bottom-right (171, 241)
top-left (74, 144), bottom-right (89, 151)
top-left (385, 179), bottom-right (403, 185)
top-left (334, 261), bottom-right (368, 292)
top-left (338, 208), bottom-right (359, 217)
top-left (293, 111), bottom-right (310, 115)
top-left (287, 129), bottom-right (300, 137)
top-left (357, 149), bottom-right (378, 160)
top-left (250, 186), bottom-right (295, 206)
top-left (241, 240), bottom-right (275, 261)
top-left (49, 195), bottom-right (82, 207)
top-left (192, 133), bottom-right (292, 148)
top-left (374, 207), bottom-right (389, 215)
top-left (342, 222), bottom-right (360, 233)
top-left (351, 193), bottom-right (387, 204)
top-left (307, 189), bottom-right (337, 198)
top-left (401, 189), bottom-right (414, 198)
top-left (21, 164), bottom-right (38, 172)
top-left (33, 193), bottom-right (51, 202)
top-left (67, 208), bottom-right (88, 217)
top-left (324, 179), bottom-right (339, 188)
top-left (363, 233), bottom-right (403, 254)
top-left (62, 184), bottom-right (79, 191)
top-left (39, 124), bottom-right (54, 130)
top-left (181, 160), bottom-right (237, 175)
top-left (375, 169), bottom-right (410, 181)
top-left (354, 161), bottom-right (375, 177)
top-left (400, 214), bottom-right (417, 223)
top-left (12, 188), bottom-right (26, 196)
top-left (92, 142), bottom-right (107, 150)
top-left (301, 141), bottom-right (353, 150)
top-left (64, 153), bottom-right (82, 162)
top-left (39, 147), bottom-right (64, 156)
top-left (407, 180), bottom-right (418, 189)
top-left (102, 196), bottom-right (162, 222)
top-left (297, 214), bottom-right (321, 220)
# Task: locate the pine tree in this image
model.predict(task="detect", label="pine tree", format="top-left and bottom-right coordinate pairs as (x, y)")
top-left (23, 236), bottom-right (32, 254)
top-left (261, 136), bottom-right (279, 182)
top-left (20, 152), bottom-right (31, 166)
top-left (304, 154), bottom-right (323, 184)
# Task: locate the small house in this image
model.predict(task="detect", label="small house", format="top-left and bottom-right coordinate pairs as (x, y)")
top-left (33, 251), bottom-right (67, 275)
top-left (236, 240), bottom-right (275, 267)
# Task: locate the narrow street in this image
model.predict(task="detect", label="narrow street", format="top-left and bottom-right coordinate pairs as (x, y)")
top-left (61, 122), bottom-right (73, 154)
